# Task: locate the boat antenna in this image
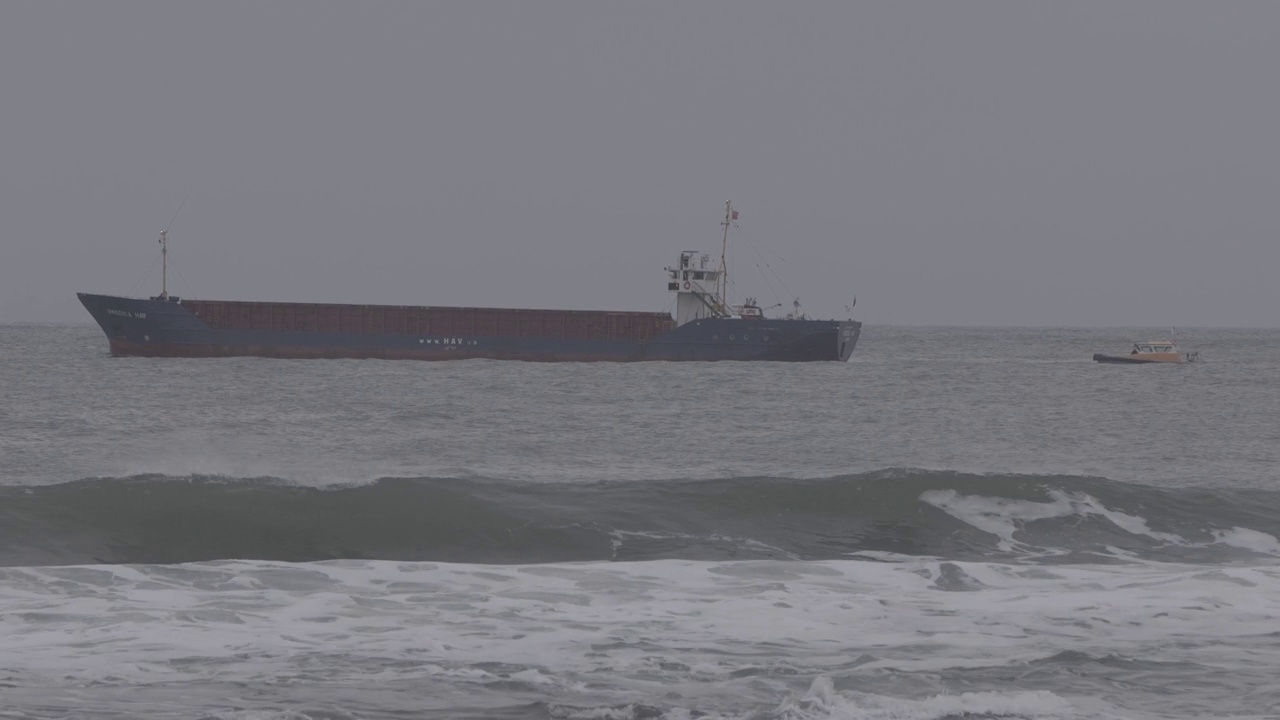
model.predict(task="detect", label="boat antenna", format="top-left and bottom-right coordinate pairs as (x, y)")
top-left (158, 193), bottom-right (189, 300)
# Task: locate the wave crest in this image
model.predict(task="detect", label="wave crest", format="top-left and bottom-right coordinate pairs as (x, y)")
top-left (3, 470), bottom-right (1278, 566)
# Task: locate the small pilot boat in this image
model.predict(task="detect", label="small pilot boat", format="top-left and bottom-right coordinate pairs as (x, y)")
top-left (1093, 340), bottom-right (1199, 364)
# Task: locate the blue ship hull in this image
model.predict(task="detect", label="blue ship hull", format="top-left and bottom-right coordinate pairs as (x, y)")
top-left (78, 293), bottom-right (861, 362)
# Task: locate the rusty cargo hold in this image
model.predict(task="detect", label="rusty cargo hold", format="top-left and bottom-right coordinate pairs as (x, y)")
top-left (180, 300), bottom-right (675, 343)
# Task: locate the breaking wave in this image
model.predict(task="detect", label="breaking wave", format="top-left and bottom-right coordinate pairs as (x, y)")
top-left (4, 469), bottom-right (1279, 567)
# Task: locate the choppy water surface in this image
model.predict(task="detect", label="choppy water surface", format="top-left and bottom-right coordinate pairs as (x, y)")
top-left (2, 323), bottom-right (1279, 719)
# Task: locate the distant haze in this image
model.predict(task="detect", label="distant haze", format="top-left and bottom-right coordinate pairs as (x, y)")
top-left (3, 2), bottom-right (1278, 327)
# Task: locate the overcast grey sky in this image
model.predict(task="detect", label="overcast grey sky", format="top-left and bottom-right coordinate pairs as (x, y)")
top-left (3, 2), bottom-right (1278, 326)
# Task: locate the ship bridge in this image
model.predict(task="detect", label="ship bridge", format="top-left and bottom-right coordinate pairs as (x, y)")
top-left (667, 251), bottom-right (728, 326)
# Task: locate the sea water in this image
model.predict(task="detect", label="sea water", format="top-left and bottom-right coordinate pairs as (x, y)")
top-left (2, 323), bottom-right (1278, 719)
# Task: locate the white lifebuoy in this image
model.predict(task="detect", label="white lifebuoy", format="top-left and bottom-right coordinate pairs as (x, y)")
top-left (683, 281), bottom-right (691, 290)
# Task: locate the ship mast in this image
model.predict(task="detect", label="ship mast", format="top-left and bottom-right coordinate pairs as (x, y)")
top-left (159, 229), bottom-right (169, 300)
top-left (157, 193), bottom-right (187, 301)
top-left (719, 200), bottom-right (732, 309)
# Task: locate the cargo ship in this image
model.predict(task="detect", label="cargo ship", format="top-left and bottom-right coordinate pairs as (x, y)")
top-left (78, 203), bottom-right (861, 362)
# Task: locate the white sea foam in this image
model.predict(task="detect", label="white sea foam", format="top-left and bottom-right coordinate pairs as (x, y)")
top-left (774, 677), bottom-right (1083, 720)
top-left (3, 558), bottom-right (1279, 717)
top-left (920, 488), bottom-right (1215, 555)
top-left (1212, 526), bottom-right (1280, 556)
